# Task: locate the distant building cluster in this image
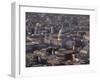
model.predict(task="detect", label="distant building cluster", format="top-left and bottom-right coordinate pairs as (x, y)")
top-left (26, 12), bottom-right (89, 67)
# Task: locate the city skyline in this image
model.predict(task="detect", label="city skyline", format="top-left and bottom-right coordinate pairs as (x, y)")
top-left (26, 12), bottom-right (89, 67)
